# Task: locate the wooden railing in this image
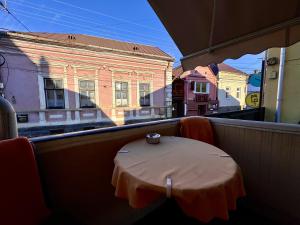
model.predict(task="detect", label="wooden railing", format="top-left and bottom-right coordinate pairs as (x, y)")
top-left (195, 93), bottom-right (209, 102)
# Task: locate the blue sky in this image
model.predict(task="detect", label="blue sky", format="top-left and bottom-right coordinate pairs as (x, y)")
top-left (0, 0), bottom-right (264, 74)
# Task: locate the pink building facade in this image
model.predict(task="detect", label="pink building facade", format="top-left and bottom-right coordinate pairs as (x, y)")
top-left (172, 66), bottom-right (218, 117)
top-left (0, 32), bottom-right (173, 136)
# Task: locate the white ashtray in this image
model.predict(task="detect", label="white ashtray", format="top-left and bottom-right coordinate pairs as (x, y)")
top-left (146, 133), bottom-right (160, 144)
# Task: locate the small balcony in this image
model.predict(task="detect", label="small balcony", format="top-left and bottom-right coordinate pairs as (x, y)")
top-left (5, 116), bottom-right (295, 225)
top-left (195, 94), bottom-right (209, 102)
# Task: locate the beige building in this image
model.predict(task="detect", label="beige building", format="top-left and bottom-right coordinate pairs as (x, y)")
top-left (217, 63), bottom-right (248, 112)
top-left (263, 42), bottom-right (300, 124)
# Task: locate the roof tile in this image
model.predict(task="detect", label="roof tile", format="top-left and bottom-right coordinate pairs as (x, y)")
top-left (14, 32), bottom-right (173, 59)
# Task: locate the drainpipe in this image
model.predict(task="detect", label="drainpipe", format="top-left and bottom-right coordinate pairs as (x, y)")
top-left (184, 79), bottom-right (188, 116)
top-left (275, 48), bottom-right (286, 123)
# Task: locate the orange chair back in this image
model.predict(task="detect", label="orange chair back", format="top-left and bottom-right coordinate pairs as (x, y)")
top-left (180, 117), bottom-right (215, 145)
top-left (0, 137), bottom-right (50, 225)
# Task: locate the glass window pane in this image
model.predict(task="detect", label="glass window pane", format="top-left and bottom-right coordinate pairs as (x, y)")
top-left (115, 82), bottom-right (128, 107)
top-left (195, 82), bottom-right (201, 92)
top-left (56, 90), bottom-right (64, 108)
top-left (56, 99), bottom-right (64, 108)
top-left (45, 79), bottom-right (55, 89)
top-left (46, 90), bottom-right (55, 107)
top-left (122, 82), bottom-right (128, 90)
top-left (87, 81), bottom-right (94, 89)
top-left (122, 99), bottom-right (128, 106)
top-left (145, 84), bottom-right (150, 91)
top-left (46, 90), bottom-right (64, 108)
top-left (145, 99), bottom-right (150, 106)
top-left (116, 82), bottom-right (121, 90)
top-left (116, 92), bottom-right (121, 99)
top-left (55, 80), bottom-right (63, 89)
top-left (89, 91), bottom-right (95, 99)
top-left (82, 90), bottom-right (88, 97)
top-left (201, 83), bottom-right (207, 93)
top-left (122, 92), bottom-right (127, 99)
top-left (116, 99), bottom-right (121, 106)
top-left (145, 95), bottom-right (150, 105)
top-left (80, 81), bottom-right (87, 89)
top-left (139, 83), bottom-right (145, 91)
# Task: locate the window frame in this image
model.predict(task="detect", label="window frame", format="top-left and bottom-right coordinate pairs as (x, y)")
top-left (194, 82), bottom-right (210, 94)
top-left (139, 82), bottom-right (151, 107)
top-left (79, 80), bottom-right (96, 108)
top-left (225, 87), bottom-right (231, 99)
top-left (115, 81), bottom-right (129, 107)
top-left (236, 87), bottom-right (241, 99)
top-left (44, 78), bottom-right (65, 109)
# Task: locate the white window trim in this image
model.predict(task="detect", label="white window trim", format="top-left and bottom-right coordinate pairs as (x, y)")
top-left (112, 79), bottom-right (132, 108)
top-left (78, 79), bottom-right (97, 108)
top-left (43, 77), bottom-right (66, 109)
top-left (236, 87), bottom-right (241, 99)
top-left (137, 81), bottom-right (153, 107)
top-left (225, 87), bottom-right (231, 99)
top-left (193, 82), bottom-right (210, 94)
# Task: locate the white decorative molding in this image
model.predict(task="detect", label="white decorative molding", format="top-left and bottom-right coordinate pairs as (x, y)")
top-left (66, 111), bottom-right (72, 121)
top-left (33, 60), bottom-right (67, 68)
top-left (63, 77), bottom-right (70, 109)
top-left (38, 74), bottom-right (46, 110)
top-left (164, 64), bottom-right (173, 118)
top-left (135, 70), bottom-right (155, 75)
top-left (117, 111), bottom-right (124, 116)
top-left (74, 76), bottom-right (80, 121)
top-left (72, 65), bottom-right (98, 70)
top-left (140, 110), bottom-right (150, 115)
top-left (49, 114), bottom-right (64, 119)
top-left (82, 113), bottom-right (94, 117)
top-left (39, 112), bottom-right (46, 124)
top-left (95, 79), bottom-right (100, 107)
top-left (74, 77), bottom-right (80, 109)
top-left (109, 68), bottom-right (133, 74)
top-left (96, 110), bottom-right (102, 121)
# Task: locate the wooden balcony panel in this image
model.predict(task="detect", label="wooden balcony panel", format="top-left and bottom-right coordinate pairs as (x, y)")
top-left (32, 120), bottom-right (179, 225)
top-left (31, 117), bottom-right (300, 225)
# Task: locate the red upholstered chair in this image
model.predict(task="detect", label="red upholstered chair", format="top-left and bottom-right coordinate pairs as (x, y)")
top-left (0, 137), bottom-right (51, 225)
top-left (179, 117), bottom-right (215, 146)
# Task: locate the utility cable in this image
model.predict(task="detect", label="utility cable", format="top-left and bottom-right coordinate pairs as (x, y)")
top-left (1, 2), bottom-right (30, 31)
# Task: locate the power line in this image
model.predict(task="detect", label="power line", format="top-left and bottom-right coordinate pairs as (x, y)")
top-left (1, 3), bottom-right (30, 32)
top-left (9, 0), bottom-right (171, 43)
top-left (12, 8), bottom-right (175, 47)
top-left (52, 0), bottom-right (166, 33)
top-left (10, 9), bottom-right (178, 52)
top-left (6, 0), bottom-right (180, 61)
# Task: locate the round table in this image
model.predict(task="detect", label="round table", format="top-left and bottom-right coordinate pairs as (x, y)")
top-left (112, 136), bottom-right (245, 222)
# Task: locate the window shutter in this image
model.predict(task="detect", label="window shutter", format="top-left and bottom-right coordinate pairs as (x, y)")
top-left (190, 81), bottom-right (195, 90)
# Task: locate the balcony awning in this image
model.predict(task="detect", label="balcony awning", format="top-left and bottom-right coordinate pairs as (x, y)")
top-left (148, 0), bottom-right (300, 70)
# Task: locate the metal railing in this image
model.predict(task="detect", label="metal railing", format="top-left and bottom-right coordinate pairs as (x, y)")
top-left (206, 107), bottom-right (265, 121)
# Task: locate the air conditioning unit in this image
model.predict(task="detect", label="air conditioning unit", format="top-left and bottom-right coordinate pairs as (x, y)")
top-left (0, 82), bottom-right (4, 89)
